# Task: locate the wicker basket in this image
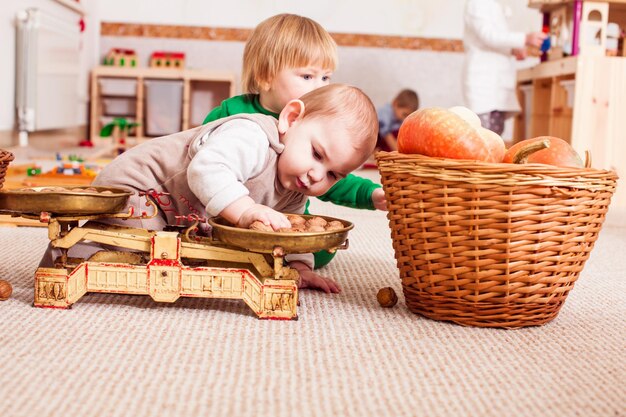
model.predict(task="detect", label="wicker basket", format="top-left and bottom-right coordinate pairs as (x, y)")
top-left (0, 149), bottom-right (14, 190)
top-left (376, 151), bottom-right (618, 328)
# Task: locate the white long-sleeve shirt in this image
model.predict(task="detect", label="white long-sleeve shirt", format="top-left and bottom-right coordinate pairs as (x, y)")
top-left (188, 119), bottom-right (275, 216)
top-left (462, 0), bottom-right (526, 115)
top-left (186, 119), bottom-right (313, 269)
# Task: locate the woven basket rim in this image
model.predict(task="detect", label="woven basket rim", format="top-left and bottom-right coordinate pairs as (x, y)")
top-left (376, 151), bottom-right (617, 174)
top-left (0, 149), bottom-right (15, 163)
top-left (375, 151), bottom-right (619, 191)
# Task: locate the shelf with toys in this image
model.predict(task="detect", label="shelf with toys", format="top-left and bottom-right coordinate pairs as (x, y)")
top-left (514, 1), bottom-right (626, 210)
top-left (89, 51), bottom-right (236, 148)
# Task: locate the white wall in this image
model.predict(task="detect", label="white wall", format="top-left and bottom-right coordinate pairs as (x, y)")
top-left (99, 0), bottom-right (541, 124)
top-left (1, 0), bottom-right (542, 137)
top-left (0, 0), bottom-right (100, 134)
top-left (95, 0), bottom-right (541, 38)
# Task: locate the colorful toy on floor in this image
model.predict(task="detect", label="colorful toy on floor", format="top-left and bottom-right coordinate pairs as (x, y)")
top-left (27, 154), bottom-right (98, 181)
top-left (100, 117), bottom-right (140, 154)
top-left (26, 165), bottom-right (42, 176)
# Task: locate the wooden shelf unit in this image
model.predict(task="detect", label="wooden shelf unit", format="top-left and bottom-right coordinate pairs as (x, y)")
top-left (515, 1), bottom-right (626, 210)
top-left (529, 0), bottom-right (626, 9)
top-left (528, 0), bottom-right (626, 55)
top-left (514, 56), bottom-right (578, 141)
top-left (89, 66), bottom-right (236, 143)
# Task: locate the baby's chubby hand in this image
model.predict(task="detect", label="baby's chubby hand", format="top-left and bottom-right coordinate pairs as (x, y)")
top-left (289, 261), bottom-right (341, 293)
top-left (238, 204), bottom-right (291, 230)
top-left (372, 188), bottom-right (387, 211)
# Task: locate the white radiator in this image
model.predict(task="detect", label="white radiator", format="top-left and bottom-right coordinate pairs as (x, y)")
top-left (15, 8), bottom-right (81, 146)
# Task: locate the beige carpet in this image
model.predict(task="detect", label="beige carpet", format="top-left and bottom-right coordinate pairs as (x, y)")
top-left (0, 170), bottom-right (624, 417)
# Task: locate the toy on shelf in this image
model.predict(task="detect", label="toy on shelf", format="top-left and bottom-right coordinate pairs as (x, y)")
top-left (532, 3), bottom-right (571, 61)
top-left (150, 51), bottom-right (186, 68)
top-left (605, 22), bottom-right (621, 55)
top-left (578, 1), bottom-right (609, 56)
top-left (531, 0), bottom-right (626, 59)
top-left (541, 24), bottom-right (552, 53)
top-left (103, 48), bottom-right (138, 67)
top-left (0, 188), bottom-right (354, 319)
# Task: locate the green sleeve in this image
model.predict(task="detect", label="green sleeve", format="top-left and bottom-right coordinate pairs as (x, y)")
top-left (317, 174), bottom-right (381, 210)
top-left (203, 105), bottom-right (227, 124)
top-left (202, 94), bottom-right (277, 124)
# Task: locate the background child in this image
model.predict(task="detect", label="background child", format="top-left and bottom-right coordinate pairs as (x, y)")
top-left (40, 84), bottom-right (379, 294)
top-left (376, 89), bottom-right (419, 152)
top-left (203, 13), bottom-right (387, 269)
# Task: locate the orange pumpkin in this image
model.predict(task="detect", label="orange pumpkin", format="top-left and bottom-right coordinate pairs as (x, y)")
top-left (397, 107), bottom-right (505, 163)
top-left (503, 136), bottom-right (584, 168)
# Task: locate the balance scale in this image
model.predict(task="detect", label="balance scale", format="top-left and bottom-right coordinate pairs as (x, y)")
top-left (0, 187), bottom-right (353, 320)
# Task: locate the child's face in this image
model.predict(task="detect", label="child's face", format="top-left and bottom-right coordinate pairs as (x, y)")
top-left (277, 114), bottom-right (362, 197)
top-left (392, 103), bottom-right (413, 123)
top-left (261, 65), bottom-right (333, 113)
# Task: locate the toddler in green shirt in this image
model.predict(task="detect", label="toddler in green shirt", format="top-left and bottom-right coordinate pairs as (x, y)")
top-left (204, 14), bottom-right (386, 269)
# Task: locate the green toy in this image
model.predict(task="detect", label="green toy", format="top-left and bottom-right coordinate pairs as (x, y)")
top-left (100, 118), bottom-right (140, 154)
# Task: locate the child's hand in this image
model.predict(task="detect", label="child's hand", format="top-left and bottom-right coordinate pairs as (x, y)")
top-left (372, 188), bottom-right (387, 211)
top-left (239, 204), bottom-right (291, 230)
top-left (525, 31), bottom-right (547, 48)
top-left (289, 261), bottom-right (341, 293)
top-left (512, 47), bottom-right (527, 60)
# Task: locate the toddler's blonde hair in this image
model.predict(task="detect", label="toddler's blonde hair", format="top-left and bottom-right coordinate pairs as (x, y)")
top-left (300, 84), bottom-right (378, 158)
top-left (242, 14), bottom-right (338, 94)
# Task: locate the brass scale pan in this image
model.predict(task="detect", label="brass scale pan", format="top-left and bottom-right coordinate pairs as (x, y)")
top-left (0, 186), bottom-right (353, 253)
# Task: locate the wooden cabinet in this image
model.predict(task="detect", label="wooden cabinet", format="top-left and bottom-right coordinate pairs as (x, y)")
top-left (515, 0), bottom-right (626, 149)
top-left (89, 66), bottom-right (235, 143)
top-left (515, 1), bottom-right (626, 210)
top-left (514, 57), bottom-right (577, 142)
